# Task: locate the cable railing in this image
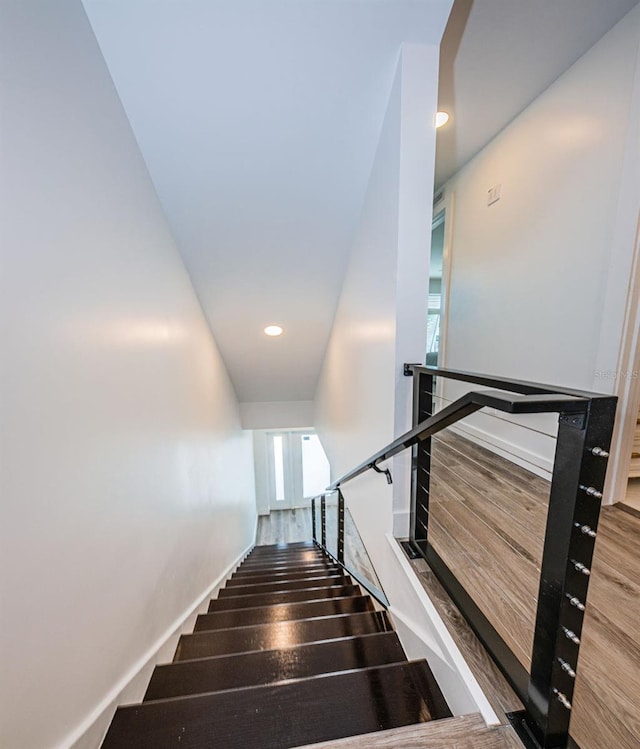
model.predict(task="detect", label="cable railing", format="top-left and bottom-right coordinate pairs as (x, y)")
top-left (311, 364), bottom-right (616, 749)
top-left (311, 489), bottom-right (389, 607)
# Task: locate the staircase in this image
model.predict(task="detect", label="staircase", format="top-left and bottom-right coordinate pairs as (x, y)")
top-left (101, 541), bottom-right (453, 749)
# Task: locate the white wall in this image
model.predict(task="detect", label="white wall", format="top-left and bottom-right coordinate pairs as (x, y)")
top-left (0, 3), bottom-right (256, 748)
top-left (240, 400), bottom-right (314, 429)
top-left (439, 6), bottom-right (640, 481)
top-left (315, 39), bottom-right (441, 557)
top-left (315, 43), bottom-right (441, 509)
top-left (315, 32), bottom-right (476, 679)
top-left (315, 43), bottom-right (497, 717)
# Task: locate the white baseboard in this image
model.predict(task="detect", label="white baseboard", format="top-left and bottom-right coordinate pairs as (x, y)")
top-left (392, 510), bottom-right (410, 538)
top-left (62, 541), bottom-right (254, 749)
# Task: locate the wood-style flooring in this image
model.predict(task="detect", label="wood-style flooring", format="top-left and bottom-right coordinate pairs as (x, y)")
top-left (295, 713), bottom-right (523, 749)
top-left (425, 430), bottom-right (640, 749)
top-left (256, 508), bottom-right (312, 545)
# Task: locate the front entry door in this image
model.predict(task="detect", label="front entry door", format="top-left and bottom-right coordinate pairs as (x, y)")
top-left (265, 431), bottom-right (329, 511)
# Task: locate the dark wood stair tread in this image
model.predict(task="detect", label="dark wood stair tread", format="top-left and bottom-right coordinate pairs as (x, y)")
top-left (218, 575), bottom-right (352, 596)
top-left (234, 563), bottom-right (338, 576)
top-left (175, 611), bottom-right (392, 660)
top-left (103, 660), bottom-right (451, 749)
top-left (194, 595), bottom-right (374, 631)
top-left (245, 548), bottom-right (322, 559)
top-left (226, 569), bottom-right (345, 587)
top-left (231, 560), bottom-right (342, 580)
top-left (240, 554), bottom-right (326, 568)
top-left (208, 584), bottom-right (362, 612)
top-left (144, 631), bottom-right (406, 700)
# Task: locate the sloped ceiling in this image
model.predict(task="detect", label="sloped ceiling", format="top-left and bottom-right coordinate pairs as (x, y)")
top-left (83, 0), bottom-right (639, 403)
top-left (82, 0), bottom-right (453, 403)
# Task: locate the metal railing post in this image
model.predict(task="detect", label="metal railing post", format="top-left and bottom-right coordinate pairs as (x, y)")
top-left (337, 490), bottom-right (345, 564)
top-left (311, 497), bottom-right (317, 543)
top-left (410, 370), bottom-right (433, 555)
top-left (321, 495), bottom-right (326, 548)
top-left (518, 396), bottom-right (616, 748)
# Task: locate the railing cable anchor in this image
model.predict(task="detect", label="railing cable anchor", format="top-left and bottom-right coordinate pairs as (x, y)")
top-left (553, 689), bottom-right (572, 710)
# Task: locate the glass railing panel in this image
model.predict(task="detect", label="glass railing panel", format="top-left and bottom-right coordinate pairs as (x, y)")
top-left (343, 506), bottom-right (384, 598)
top-left (313, 497), bottom-right (322, 546)
top-left (323, 492), bottom-right (339, 559)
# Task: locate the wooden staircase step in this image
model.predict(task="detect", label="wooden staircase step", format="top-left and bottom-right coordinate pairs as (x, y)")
top-left (194, 595), bottom-right (374, 631)
top-left (218, 575), bottom-right (351, 597)
top-left (233, 561), bottom-right (340, 577)
top-left (226, 569), bottom-right (345, 587)
top-left (240, 552), bottom-right (325, 566)
top-left (102, 661), bottom-right (451, 749)
top-left (247, 544), bottom-right (317, 552)
top-left (144, 631), bottom-right (407, 700)
top-left (237, 560), bottom-right (332, 574)
top-left (250, 541), bottom-right (315, 551)
top-left (174, 611), bottom-right (392, 660)
top-left (246, 547), bottom-right (321, 556)
top-left (208, 584), bottom-right (362, 612)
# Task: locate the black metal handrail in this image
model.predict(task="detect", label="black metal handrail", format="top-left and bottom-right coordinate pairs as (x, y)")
top-left (317, 363), bottom-right (616, 749)
top-left (403, 363), bottom-right (610, 399)
top-left (329, 389), bottom-right (587, 490)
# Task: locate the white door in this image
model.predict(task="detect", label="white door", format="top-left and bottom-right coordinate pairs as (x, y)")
top-left (265, 431), bottom-right (330, 511)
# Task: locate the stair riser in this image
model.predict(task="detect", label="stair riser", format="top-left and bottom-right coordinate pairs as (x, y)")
top-left (208, 585), bottom-right (362, 612)
top-left (175, 611), bottom-right (392, 660)
top-left (233, 562), bottom-right (339, 577)
top-left (227, 570), bottom-right (344, 587)
top-left (247, 546), bottom-right (322, 557)
top-left (241, 554), bottom-right (325, 566)
top-left (249, 541), bottom-right (318, 554)
top-left (247, 547), bottom-right (319, 555)
top-left (219, 576), bottom-right (352, 597)
top-left (247, 544), bottom-right (316, 555)
top-left (195, 596), bottom-right (373, 631)
top-left (236, 563), bottom-right (336, 576)
top-left (144, 632), bottom-right (407, 701)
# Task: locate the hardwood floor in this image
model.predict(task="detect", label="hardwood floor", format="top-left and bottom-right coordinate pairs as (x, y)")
top-left (428, 431), bottom-right (548, 670)
top-left (424, 430), bottom-right (640, 749)
top-left (256, 508), bottom-right (312, 545)
top-left (295, 714), bottom-right (521, 749)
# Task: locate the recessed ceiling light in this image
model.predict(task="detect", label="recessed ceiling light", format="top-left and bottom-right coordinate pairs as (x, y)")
top-left (435, 111), bottom-right (450, 128)
top-left (264, 325), bottom-right (283, 337)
